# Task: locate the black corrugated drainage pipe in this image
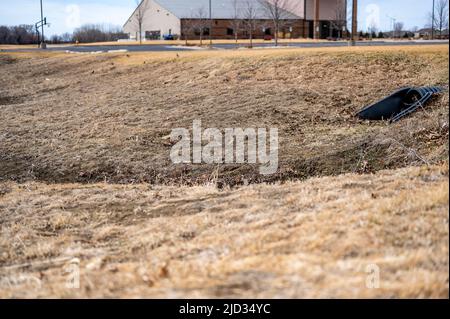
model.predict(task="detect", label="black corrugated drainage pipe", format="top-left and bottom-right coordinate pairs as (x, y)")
top-left (356, 86), bottom-right (444, 123)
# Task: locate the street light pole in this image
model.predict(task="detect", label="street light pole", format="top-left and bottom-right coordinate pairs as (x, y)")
top-left (431, 0), bottom-right (435, 40)
top-left (40, 0), bottom-right (46, 48)
top-left (209, 0), bottom-right (212, 46)
top-left (351, 0), bottom-right (357, 45)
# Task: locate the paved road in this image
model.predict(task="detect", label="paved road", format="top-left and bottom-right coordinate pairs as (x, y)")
top-left (2, 40), bottom-right (448, 53)
top-left (0, 44), bottom-right (199, 53)
top-left (214, 40), bottom-right (449, 50)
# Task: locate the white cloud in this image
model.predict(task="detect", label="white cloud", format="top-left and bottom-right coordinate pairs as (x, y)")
top-left (65, 4), bottom-right (81, 29)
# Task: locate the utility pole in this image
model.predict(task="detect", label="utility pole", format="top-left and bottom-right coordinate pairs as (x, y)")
top-left (209, 0), bottom-right (212, 46)
top-left (313, 0), bottom-right (320, 40)
top-left (392, 17), bottom-right (396, 38)
top-left (431, 0), bottom-right (435, 40)
top-left (351, 0), bottom-right (357, 45)
top-left (387, 15), bottom-right (396, 38)
top-left (40, 0), bottom-right (46, 49)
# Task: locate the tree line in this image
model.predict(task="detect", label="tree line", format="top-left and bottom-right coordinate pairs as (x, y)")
top-left (0, 24), bottom-right (128, 45)
top-left (0, 25), bottom-right (37, 45)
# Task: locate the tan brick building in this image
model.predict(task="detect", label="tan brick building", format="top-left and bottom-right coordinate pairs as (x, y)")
top-left (123, 0), bottom-right (347, 41)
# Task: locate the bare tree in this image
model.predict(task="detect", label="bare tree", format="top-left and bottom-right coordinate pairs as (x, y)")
top-left (0, 26), bottom-right (8, 44)
top-left (368, 23), bottom-right (377, 40)
top-left (50, 34), bottom-right (62, 44)
top-left (242, 0), bottom-right (259, 48)
top-left (61, 33), bottom-right (73, 43)
top-left (330, 0), bottom-right (347, 39)
top-left (182, 19), bottom-right (195, 45)
top-left (431, 0), bottom-right (449, 37)
top-left (133, 0), bottom-right (149, 44)
top-left (192, 7), bottom-right (210, 46)
top-left (229, 0), bottom-right (243, 45)
top-left (393, 21), bottom-right (404, 38)
top-left (258, 0), bottom-right (300, 46)
top-left (181, 9), bottom-right (197, 45)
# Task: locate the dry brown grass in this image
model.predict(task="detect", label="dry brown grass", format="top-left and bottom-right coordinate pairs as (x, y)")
top-left (0, 44), bottom-right (40, 50)
top-left (110, 44), bottom-right (450, 66)
top-left (0, 164), bottom-right (448, 298)
top-left (0, 46), bottom-right (448, 298)
top-left (0, 46), bottom-right (448, 186)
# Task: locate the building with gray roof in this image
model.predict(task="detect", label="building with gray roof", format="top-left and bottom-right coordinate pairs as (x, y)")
top-left (123, 0), bottom-right (346, 41)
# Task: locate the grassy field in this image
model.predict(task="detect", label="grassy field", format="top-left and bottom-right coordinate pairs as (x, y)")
top-left (0, 164), bottom-right (448, 298)
top-left (0, 38), bottom-right (344, 49)
top-left (0, 46), bottom-right (448, 186)
top-left (0, 45), bottom-right (448, 298)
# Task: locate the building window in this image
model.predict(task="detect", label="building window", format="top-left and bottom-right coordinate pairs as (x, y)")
top-left (227, 28), bottom-right (234, 36)
top-left (146, 30), bottom-right (161, 40)
top-left (194, 28), bottom-right (210, 36)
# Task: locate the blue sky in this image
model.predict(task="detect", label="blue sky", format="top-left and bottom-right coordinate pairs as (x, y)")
top-left (0, 0), bottom-right (436, 36)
